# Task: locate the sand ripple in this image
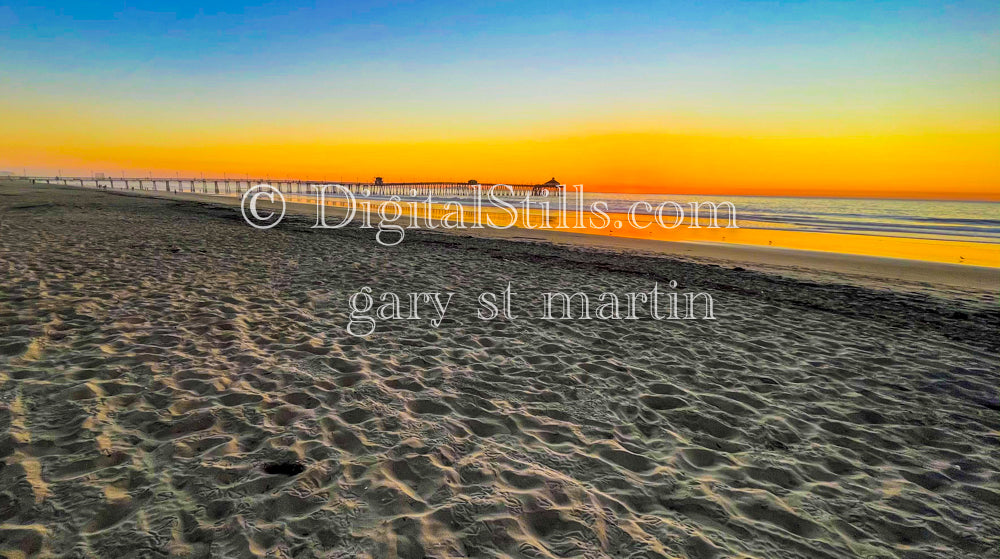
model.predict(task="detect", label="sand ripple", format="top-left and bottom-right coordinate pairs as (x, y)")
top-left (1, 183), bottom-right (998, 558)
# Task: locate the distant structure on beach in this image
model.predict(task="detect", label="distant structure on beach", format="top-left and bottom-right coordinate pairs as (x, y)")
top-left (0, 171), bottom-right (13, 177)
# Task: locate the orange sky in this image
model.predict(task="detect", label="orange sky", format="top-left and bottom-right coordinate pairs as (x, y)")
top-left (1, 2), bottom-right (998, 200)
top-left (4, 125), bottom-right (998, 199)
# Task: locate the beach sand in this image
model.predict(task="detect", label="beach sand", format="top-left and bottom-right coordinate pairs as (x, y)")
top-left (1, 180), bottom-right (998, 558)
top-left (109, 187), bottom-right (1000, 295)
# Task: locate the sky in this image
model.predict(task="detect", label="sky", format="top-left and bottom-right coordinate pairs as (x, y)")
top-left (1, 1), bottom-right (998, 198)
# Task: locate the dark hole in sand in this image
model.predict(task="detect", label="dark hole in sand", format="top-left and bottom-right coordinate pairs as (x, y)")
top-left (262, 462), bottom-right (306, 476)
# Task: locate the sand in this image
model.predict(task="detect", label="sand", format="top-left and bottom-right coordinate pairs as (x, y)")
top-left (103, 187), bottom-right (1000, 295)
top-left (1, 180), bottom-right (998, 558)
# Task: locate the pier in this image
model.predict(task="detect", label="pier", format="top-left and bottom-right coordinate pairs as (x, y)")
top-left (18, 176), bottom-right (565, 198)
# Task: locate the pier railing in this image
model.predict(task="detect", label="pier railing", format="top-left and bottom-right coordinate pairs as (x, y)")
top-left (18, 176), bottom-right (562, 198)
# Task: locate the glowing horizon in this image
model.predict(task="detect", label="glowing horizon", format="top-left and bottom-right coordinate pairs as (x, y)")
top-left (1, 1), bottom-right (998, 200)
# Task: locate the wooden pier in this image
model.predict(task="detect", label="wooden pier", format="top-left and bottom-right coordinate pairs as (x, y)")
top-left (20, 176), bottom-right (565, 198)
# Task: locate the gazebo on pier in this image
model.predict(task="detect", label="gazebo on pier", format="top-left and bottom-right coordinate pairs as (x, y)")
top-left (532, 178), bottom-right (563, 196)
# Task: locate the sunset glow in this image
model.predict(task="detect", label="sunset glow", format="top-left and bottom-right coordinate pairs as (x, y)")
top-left (1, 1), bottom-right (998, 199)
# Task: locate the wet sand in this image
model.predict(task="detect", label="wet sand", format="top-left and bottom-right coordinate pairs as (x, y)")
top-left (1, 181), bottom-right (998, 558)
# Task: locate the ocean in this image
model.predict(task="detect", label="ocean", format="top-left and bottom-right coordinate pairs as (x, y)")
top-left (343, 188), bottom-right (1000, 245)
top-left (589, 193), bottom-right (1000, 244)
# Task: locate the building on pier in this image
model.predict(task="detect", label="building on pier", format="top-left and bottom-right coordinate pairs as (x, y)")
top-left (533, 178), bottom-right (563, 196)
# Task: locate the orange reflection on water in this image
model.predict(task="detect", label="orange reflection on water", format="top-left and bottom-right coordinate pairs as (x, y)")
top-left (271, 194), bottom-right (1000, 267)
